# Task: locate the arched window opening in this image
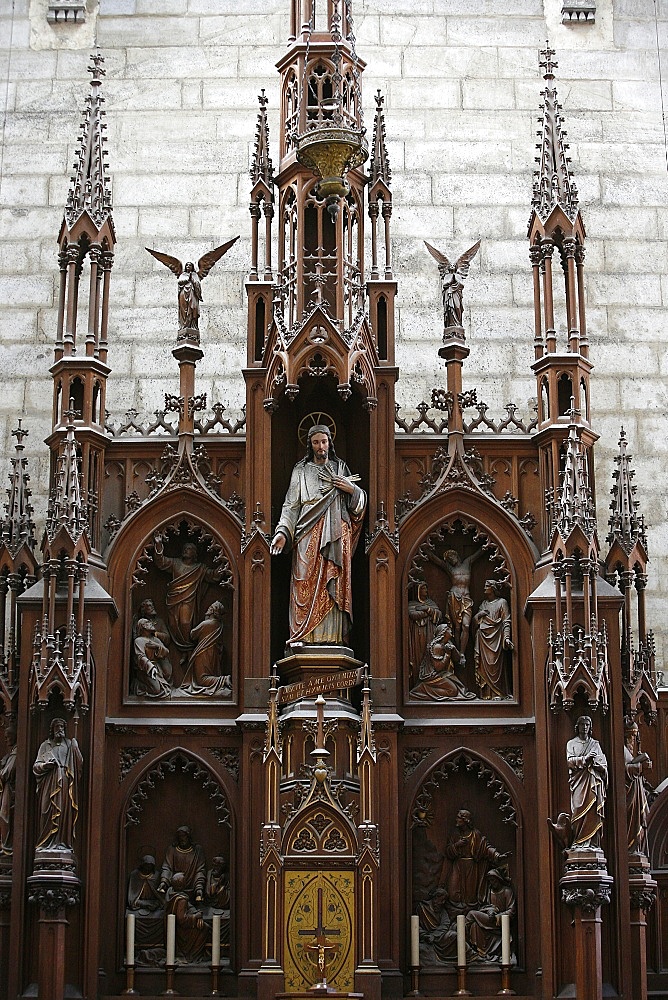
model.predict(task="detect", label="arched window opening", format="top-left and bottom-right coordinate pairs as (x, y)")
top-left (70, 377), bottom-right (85, 418)
top-left (55, 380), bottom-right (63, 423)
top-left (280, 188), bottom-right (298, 327)
top-left (92, 380), bottom-right (101, 424)
top-left (377, 296), bottom-right (388, 360)
top-left (557, 373), bottom-right (573, 416)
top-left (303, 189), bottom-right (336, 314)
top-left (284, 72), bottom-right (299, 153)
top-left (580, 378), bottom-right (588, 421)
top-left (341, 193), bottom-right (360, 326)
top-left (254, 297), bottom-right (266, 362)
top-left (540, 377), bottom-right (550, 422)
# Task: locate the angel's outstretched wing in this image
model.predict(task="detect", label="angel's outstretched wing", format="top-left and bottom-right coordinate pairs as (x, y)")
top-left (424, 240), bottom-right (452, 271)
top-left (454, 239), bottom-right (481, 280)
top-left (145, 247), bottom-right (183, 276)
top-left (197, 236), bottom-right (240, 280)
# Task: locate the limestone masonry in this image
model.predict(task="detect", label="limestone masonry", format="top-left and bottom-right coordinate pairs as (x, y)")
top-left (1, 0), bottom-right (667, 665)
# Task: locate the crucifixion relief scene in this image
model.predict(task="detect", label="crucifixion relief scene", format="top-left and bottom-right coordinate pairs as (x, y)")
top-left (0, 2), bottom-right (667, 1000)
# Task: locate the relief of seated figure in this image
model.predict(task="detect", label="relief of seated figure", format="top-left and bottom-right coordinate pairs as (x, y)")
top-left (126, 854), bottom-right (165, 955)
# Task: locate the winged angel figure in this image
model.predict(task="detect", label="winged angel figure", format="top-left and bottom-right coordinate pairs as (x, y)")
top-left (146, 236), bottom-right (239, 341)
top-left (424, 239), bottom-right (481, 331)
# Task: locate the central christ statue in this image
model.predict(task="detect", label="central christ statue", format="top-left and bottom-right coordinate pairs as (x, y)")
top-left (270, 425), bottom-right (366, 646)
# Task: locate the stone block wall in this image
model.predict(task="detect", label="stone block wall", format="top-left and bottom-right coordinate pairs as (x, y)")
top-left (1, 0), bottom-right (667, 666)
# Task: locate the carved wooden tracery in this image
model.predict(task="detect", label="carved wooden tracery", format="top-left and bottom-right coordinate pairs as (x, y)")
top-left (410, 751), bottom-right (518, 828)
top-left (408, 517), bottom-right (510, 588)
top-left (124, 749), bottom-right (231, 828)
top-left (130, 519), bottom-right (234, 592)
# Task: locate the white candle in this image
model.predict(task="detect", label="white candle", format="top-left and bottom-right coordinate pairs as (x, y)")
top-left (166, 912), bottom-right (176, 966)
top-left (212, 914), bottom-right (221, 967)
top-left (126, 912), bottom-right (135, 967)
top-left (456, 914), bottom-right (466, 967)
top-left (501, 913), bottom-right (511, 966)
top-left (410, 914), bottom-right (420, 967)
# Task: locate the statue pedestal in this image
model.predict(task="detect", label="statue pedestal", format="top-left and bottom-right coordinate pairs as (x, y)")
top-left (438, 325), bottom-right (467, 353)
top-left (560, 847), bottom-right (612, 1000)
top-left (628, 853), bottom-right (657, 1000)
top-left (27, 848), bottom-right (81, 1000)
top-left (276, 645), bottom-right (364, 720)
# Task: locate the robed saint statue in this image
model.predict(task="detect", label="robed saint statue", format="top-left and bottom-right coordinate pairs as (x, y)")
top-left (271, 425), bottom-right (366, 645)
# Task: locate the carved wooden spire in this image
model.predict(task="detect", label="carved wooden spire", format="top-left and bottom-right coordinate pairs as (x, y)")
top-left (369, 91), bottom-right (391, 190)
top-left (607, 427), bottom-right (647, 556)
top-left (0, 421), bottom-right (38, 714)
top-left (531, 42), bottom-right (579, 224)
top-left (604, 429), bottom-right (656, 714)
top-left (47, 406), bottom-right (88, 546)
top-left (249, 90), bottom-right (275, 284)
top-left (1, 421), bottom-right (36, 558)
top-left (251, 89), bottom-right (274, 190)
top-left (554, 415), bottom-right (597, 543)
top-left (65, 50), bottom-right (113, 233)
top-left (65, 51), bottom-right (112, 229)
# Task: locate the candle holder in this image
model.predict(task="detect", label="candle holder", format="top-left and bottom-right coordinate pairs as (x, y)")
top-left (406, 964), bottom-right (421, 996)
top-left (162, 964), bottom-right (179, 995)
top-left (452, 965), bottom-right (471, 997)
top-left (121, 964), bottom-right (138, 995)
top-left (497, 963), bottom-right (516, 995)
top-left (210, 964), bottom-right (220, 996)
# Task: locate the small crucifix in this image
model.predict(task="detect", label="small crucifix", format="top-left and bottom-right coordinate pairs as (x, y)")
top-left (299, 886), bottom-right (341, 991)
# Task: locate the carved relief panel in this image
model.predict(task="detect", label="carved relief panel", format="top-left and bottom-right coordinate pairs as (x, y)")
top-left (123, 750), bottom-right (232, 969)
top-left (128, 519), bottom-right (236, 701)
top-left (405, 518), bottom-right (514, 703)
top-left (410, 753), bottom-right (518, 969)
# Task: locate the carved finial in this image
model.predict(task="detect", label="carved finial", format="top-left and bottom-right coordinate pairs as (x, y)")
top-left (607, 427), bottom-right (648, 554)
top-left (539, 40), bottom-right (558, 80)
top-left (369, 90), bottom-right (392, 188)
top-left (88, 47), bottom-right (106, 85)
top-left (357, 664), bottom-right (376, 763)
top-left (531, 42), bottom-right (579, 224)
top-left (12, 419), bottom-right (29, 448)
top-left (251, 89), bottom-right (274, 189)
top-left (65, 50), bottom-right (113, 232)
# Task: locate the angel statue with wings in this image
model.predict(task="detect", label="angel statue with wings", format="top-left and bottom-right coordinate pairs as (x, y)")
top-left (424, 239), bottom-right (481, 332)
top-left (146, 236), bottom-right (239, 342)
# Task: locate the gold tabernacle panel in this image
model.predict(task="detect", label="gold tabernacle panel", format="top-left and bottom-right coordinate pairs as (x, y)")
top-left (284, 870), bottom-right (355, 993)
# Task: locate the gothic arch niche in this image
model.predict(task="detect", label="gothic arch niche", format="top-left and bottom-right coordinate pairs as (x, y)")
top-left (269, 376), bottom-right (370, 664)
top-left (409, 751), bottom-right (521, 970)
top-left (126, 518), bottom-right (237, 702)
top-left (121, 749), bottom-right (233, 970)
top-left (404, 517), bottom-right (515, 703)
